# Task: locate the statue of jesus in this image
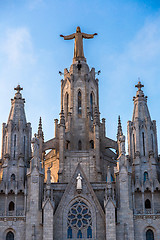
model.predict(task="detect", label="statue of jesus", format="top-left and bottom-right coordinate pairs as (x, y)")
top-left (60, 26), bottom-right (97, 61)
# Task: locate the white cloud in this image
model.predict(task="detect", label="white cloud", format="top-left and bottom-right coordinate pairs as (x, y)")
top-left (0, 27), bottom-right (36, 67)
top-left (27, 0), bottom-right (45, 10)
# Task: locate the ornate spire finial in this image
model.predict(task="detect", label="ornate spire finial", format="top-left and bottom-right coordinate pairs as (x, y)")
top-left (39, 117), bottom-right (42, 130)
top-left (135, 81), bottom-right (144, 91)
top-left (14, 84), bottom-right (23, 93)
top-left (38, 117), bottom-right (43, 138)
top-left (117, 115), bottom-right (123, 137)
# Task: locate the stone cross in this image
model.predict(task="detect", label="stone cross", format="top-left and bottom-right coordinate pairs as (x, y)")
top-left (135, 81), bottom-right (144, 91)
top-left (14, 84), bottom-right (23, 93)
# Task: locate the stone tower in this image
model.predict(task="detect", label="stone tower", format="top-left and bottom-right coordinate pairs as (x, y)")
top-left (127, 81), bottom-right (160, 240)
top-left (0, 85), bottom-right (32, 239)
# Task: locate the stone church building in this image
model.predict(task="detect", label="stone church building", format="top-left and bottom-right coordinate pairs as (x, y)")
top-left (0, 27), bottom-right (160, 240)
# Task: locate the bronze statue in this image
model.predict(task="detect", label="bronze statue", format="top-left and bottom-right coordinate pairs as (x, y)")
top-left (60, 26), bottom-right (97, 61)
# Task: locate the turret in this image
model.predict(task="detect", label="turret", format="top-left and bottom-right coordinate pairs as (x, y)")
top-left (127, 81), bottom-right (158, 182)
top-left (0, 85), bottom-right (32, 183)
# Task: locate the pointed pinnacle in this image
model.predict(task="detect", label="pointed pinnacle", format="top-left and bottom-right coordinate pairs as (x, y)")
top-left (38, 117), bottom-right (42, 130)
top-left (117, 115), bottom-right (123, 136)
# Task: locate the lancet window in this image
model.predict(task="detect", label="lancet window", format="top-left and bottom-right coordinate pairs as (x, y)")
top-left (78, 140), bottom-right (82, 150)
top-left (14, 134), bottom-right (16, 159)
top-left (67, 199), bottom-right (92, 239)
top-left (9, 201), bottom-right (15, 211)
top-left (145, 199), bottom-right (151, 209)
top-left (142, 132), bottom-right (145, 156)
top-left (24, 136), bottom-right (26, 156)
top-left (133, 134), bottom-right (135, 157)
top-left (6, 231), bottom-right (14, 240)
top-left (78, 91), bottom-right (82, 117)
top-left (146, 229), bottom-right (154, 240)
top-left (90, 93), bottom-right (94, 120)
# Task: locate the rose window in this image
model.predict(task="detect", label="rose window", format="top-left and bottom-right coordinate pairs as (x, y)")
top-left (67, 199), bottom-right (92, 238)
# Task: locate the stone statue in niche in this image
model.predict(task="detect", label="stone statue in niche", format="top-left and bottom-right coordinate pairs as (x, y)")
top-left (31, 135), bottom-right (40, 158)
top-left (76, 173), bottom-right (82, 191)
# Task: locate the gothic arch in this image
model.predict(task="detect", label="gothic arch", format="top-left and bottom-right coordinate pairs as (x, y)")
top-left (63, 197), bottom-right (96, 239)
top-left (77, 90), bottom-right (82, 117)
top-left (144, 226), bottom-right (156, 240)
top-left (3, 229), bottom-right (15, 240)
top-left (90, 92), bottom-right (95, 120)
top-left (8, 201), bottom-right (15, 211)
top-left (6, 231), bottom-right (14, 240)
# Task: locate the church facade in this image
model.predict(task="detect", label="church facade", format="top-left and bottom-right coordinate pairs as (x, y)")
top-left (0, 27), bottom-right (160, 240)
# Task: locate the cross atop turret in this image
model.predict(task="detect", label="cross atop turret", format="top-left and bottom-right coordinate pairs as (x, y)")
top-left (135, 81), bottom-right (144, 91)
top-left (14, 84), bottom-right (23, 93)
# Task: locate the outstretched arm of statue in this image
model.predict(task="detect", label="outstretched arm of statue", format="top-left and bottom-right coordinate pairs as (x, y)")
top-left (60, 33), bottom-right (75, 40)
top-left (82, 33), bottom-right (98, 39)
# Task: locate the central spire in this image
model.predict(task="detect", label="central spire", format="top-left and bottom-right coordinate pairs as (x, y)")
top-left (60, 26), bottom-right (97, 62)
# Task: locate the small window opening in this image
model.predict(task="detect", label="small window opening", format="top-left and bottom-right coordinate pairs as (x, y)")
top-left (78, 91), bottom-right (82, 117)
top-left (145, 199), bottom-right (151, 209)
top-left (5, 136), bottom-right (7, 153)
top-left (9, 201), bottom-right (15, 211)
top-left (142, 132), bottom-right (145, 156)
top-left (11, 174), bottom-right (15, 181)
top-left (6, 231), bottom-right (14, 240)
top-left (90, 140), bottom-right (94, 149)
top-left (24, 136), bottom-right (26, 156)
top-left (67, 226), bottom-right (72, 238)
top-left (78, 140), bottom-right (82, 150)
top-left (146, 229), bottom-right (154, 240)
top-left (90, 93), bottom-right (93, 120)
top-left (133, 134), bottom-right (135, 157)
top-left (66, 141), bottom-right (70, 150)
top-left (87, 226), bottom-right (92, 238)
top-left (14, 134), bottom-right (16, 147)
top-left (77, 229), bottom-right (82, 238)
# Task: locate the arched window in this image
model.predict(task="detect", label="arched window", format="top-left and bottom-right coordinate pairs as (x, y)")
top-left (78, 91), bottom-right (82, 117)
top-left (66, 141), bottom-right (70, 150)
top-left (67, 199), bottom-right (92, 239)
top-left (90, 93), bottom-right (93, 120)
top-left (11, 174), bottom-right (15, 181)
top-left (142, 132), bottom-right (145, 156)
top-left (89, 140), bottom-right (94, 149)
top-left (87, 226), bottom-right (92, 238)
top-left (66, 93), bottom-right (69, 114)
top-left (65, 92), bottom-right (69, 120)
top-left (14, 134), bottom-right (16, 159)
top-left (5, 136), bottom-right (7, 153)
top-left (144, 172), bottom-right (148, 182)
top-left (6, 231), bottom-right (14, 240)
top-left (77, 230), bottom-right (82, 238)
top-left (133, 134), bottom-right (135, 157)
top-left (145, 199), bottom-right (151, 209)
top-left (146, 229), bottom-right (154, 240)
top-left (24, 136), bottom-right (26, 156)
top-left (78, 140), bottom-right (82, 150)
top-left (67, 226), bottom-right (72, 238)
top-left (9, 201), bottom-right (15, 211)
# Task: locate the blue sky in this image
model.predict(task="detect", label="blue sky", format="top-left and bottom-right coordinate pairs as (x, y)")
top-left (0, 0), bottom-right (160, 152)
